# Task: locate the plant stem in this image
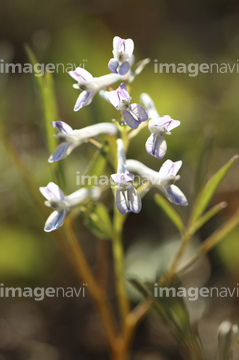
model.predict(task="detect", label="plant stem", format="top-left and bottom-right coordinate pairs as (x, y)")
top-left (64, 217), bottom-right (117, 348)
top-left (112, 204), bottom-right (130, 332)
top-left (110, 338), bottom-right (130, 360)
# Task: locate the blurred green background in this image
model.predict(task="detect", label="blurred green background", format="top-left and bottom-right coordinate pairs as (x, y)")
top-left (0, 0), bottom-right (239, 359)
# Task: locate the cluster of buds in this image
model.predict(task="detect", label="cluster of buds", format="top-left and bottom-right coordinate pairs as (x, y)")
top-left (40, 36), bottom-right (187, 232)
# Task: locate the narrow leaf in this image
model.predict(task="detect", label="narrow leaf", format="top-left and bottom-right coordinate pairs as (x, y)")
top-left (84, 202), bottom-right (113, 240)
top-left (127, 276), bottom-right (150, 298)
top-left (178, 207), bottom-right (239, 275)
top-left (24, 44), bottom-right (65, 188)
top-left (190, 155), bottom-right (238, 226)
top-left (42, 71), bottom-right (58, 156)
top-left (24, 44), bottom-right (43, 98)
top-left (190, 201), bottom-right (227, 235)
top-left (83, 144), bottom-right (108, 188)
top-left (154, 194), bottom-right (185, 234)
top-left (194, 127), bottom-right (215, 197)
top-left (130, 277), bottom-right (204, 360)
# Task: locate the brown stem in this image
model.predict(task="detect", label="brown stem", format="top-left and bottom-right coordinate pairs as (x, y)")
top-left (64, 217), bottom-right (117, 348)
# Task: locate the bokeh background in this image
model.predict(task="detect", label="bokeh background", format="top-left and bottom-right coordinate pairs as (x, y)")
top-left (0, 0), bottom-right (239, 359)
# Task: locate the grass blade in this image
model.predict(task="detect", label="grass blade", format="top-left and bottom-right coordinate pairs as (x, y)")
top-left (189, 201), bottom-right (227, 235)
top-left (190, 155), bottom-right (238, 226)
top-left (154, 193), bottom-right (185, 234)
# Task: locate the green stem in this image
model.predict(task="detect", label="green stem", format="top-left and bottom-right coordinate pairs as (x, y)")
top-left (112, 203), bottom-right (130, 332)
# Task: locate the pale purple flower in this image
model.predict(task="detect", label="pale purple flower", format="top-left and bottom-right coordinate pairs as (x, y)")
top-left (48, 121), bottom-right (118, 163)
top-left (69, 67), bottom-right (125, 111)
top-left (111, 139), bottom-right (141, 214)
top-left (39, 182), bottom-right (101, 232)
top-left (126, 159), bottom-right (188, 206)
top-left (140, 93), bottom-right (180, 159)
top-left (108, 36), bottom-right (134, 76)
top-left (104, 83), bottom-right (148, 129)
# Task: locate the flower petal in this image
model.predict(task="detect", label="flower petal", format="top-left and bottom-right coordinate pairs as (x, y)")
top-left (40, 182), bottom-right (65, 201)
top-left (129, 103), bottom-right (148, 122)
top-left (113, 36), bottom-right (123, 51)
top-left (118, 83), bottom-right (130, 100)
top-left (115, 190), bottom-right (129, 215)
top-left (162, 116), bottom-right (180, 131)
top-left (159, 159), bottom-right (182, 178)
top-left (145, 134), bottom-right (167, 159)
top-left (127, 187), bottom-right (142, 213)
top-left (169, 160), bottom-right (182, 177)
top-left (111, 174), bottom-right (123, 183)
top-left (111, 173), bottom-right (134, 184)
top-left (140, 93), bottom-right (160, 119)
top-left (124, 39), bottom-right (134, 57)
top-left (108, 58), bottom-right (119, 74)
top-left (163, 185), bottom-right (188, 206)
top-left (51, 121), bottom-right (73, 135)
top-left (69, 67), bottom-right (93, 82)
top-left (48, 142), bottom-right (76, 163)
top-left (108, 89), bottom-right (120, 108)
top-left (122, 110), bottom-right (140, 129)
top-left (44, 210), bottom-right (67, 232)
top-left (66, 187), bottom-right (94, 206)
top-left (119, 61), bottom-right (130, 75)
top-left (74, 90), bottom-right (95, 111)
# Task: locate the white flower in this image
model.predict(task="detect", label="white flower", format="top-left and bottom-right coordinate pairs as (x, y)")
top-left (48, 121), bottom-right (118, 162)
top-left (140, 93), bottom-right (180, 159)
top-left (39, 182), bottom-right (101, 232)
top-left (126, 159), bottom-right (188, 206)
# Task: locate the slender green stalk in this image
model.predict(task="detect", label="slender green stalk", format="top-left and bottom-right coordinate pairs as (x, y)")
top-left (112, 203), bottom-right (130, 332)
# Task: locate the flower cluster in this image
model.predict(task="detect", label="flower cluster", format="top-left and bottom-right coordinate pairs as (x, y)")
top-left (40, 36), bottom-right (187, 232)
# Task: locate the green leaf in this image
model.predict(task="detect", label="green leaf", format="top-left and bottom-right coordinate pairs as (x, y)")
top-left (99, 133), bottom-right (117, 169)
top-left (194, 127), bottom-right (215, 197)
top-left (189, 201), bottom-right (227, 235)
top-left (24, 44), bottom-right (65, 188)
top-left (25, 45), bottom-right (57, 154)
top-left (84, 202), bottom-right (113, 240)
top-left (190, 155), bottom-right (238, 226)
top-left (83, 144), bottom-right (108, 188)
top-left (41, 71), bottom-right (58, 156)
top-left (177, 208), bottom-right (239, 276)
top-left (154, 194), bottom-right (185, 234)
top-left (129, 277), bottom-right (204, 360)
top-left (127, 276), bottom-right (151, 298)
